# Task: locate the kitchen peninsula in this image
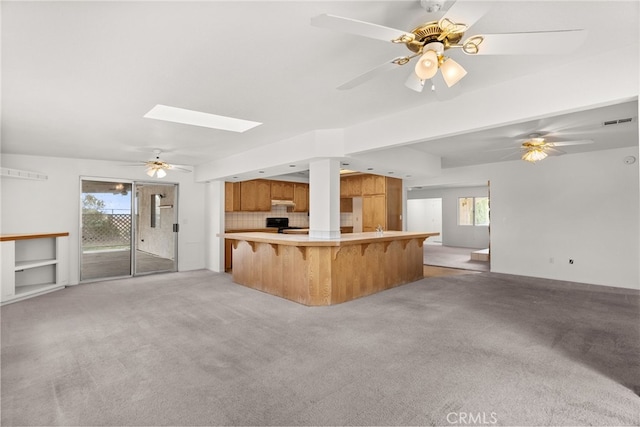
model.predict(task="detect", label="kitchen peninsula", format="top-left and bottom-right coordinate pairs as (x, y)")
top-left (224, 231), bottom-right (438, 306)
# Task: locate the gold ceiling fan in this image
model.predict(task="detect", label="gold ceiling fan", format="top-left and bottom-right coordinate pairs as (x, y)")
top-left (508, 133), bottom-right (594, 163)
top-left (134, 150), bottom-right (192, 178)
top-left (311, 1), bottom-right (586, 94)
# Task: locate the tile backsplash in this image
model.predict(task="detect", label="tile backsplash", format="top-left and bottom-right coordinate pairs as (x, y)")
top-left (340, 213), bottom-right (353, 227)
top-left (225, 206), bottom-right (354, 230)
top-left (225, 205), bottom-right (309, 230)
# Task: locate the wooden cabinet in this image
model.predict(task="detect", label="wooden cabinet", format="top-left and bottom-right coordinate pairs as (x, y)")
top-left (225, 182), bottom-right (241, 212)
top-left (361, 174), bottom-right (386, 195)
top-left (293, 183), bottom-right (309, 212)
top-left (230, 179), bottom-right (308, 212)
top-left (240, 179), bottom-right (271, 211)
top-left (385, 176), bottom-right (403, 231)
top-left (363, 195), bottom-right (386, 232)
top-left (1, 233), bottom-right (69, 305)
top-left (225, 239), bottom-right (233, 271)
top-left (340, 198), bottom-right (353, 213)
top-left (340, 174), bottom-right (402, 232)
top-left (340, 175), bottom-right (362, 197)
top-left (271, 181), bottom-right (294, 200)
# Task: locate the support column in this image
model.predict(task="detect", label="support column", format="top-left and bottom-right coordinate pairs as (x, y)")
top-left (309, 158), bottom-right (341, 239)
top-left (204, 180), bottom-right (225, 272)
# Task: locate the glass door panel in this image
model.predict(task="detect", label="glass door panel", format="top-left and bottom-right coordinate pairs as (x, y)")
top-left (134, 182), bottom-right (178, 275)
top-left (81, 180), bottom-right (133, 281)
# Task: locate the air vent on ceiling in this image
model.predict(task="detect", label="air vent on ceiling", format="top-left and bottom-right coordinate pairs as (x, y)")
top-left (603, 117), bottom-right (633, 126)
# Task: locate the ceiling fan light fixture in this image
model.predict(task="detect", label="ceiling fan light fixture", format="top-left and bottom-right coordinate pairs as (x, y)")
top-left (146, 168), bottom-right (156, 177)
top-left (440, 57), bottom-right (467, 87)
top-left (156, 168), bottom-right (167, 178)
top-left (522, 149), bottom-right (548, 163)
top-left (414, 49), bottom-right (439, 80)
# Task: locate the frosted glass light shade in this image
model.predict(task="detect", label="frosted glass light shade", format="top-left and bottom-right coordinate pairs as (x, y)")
top-left (414, 50), bottom-right (439, 80)
top-left (156, 169), bottom-right (167, 178)
top-left (440, 57), bottom-right (467, 87)
top-left (522, 149), bottom-right (548, 163)
top-left (146, 168), bottom-right (156, 177)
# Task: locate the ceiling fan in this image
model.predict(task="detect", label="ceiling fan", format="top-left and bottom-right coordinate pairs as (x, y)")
top-left (135, 150), bottom-right (192, 178)
top-left (506, 133), bottom-right (594, 163)
top-left (310, 1), bottom-right (586, 94)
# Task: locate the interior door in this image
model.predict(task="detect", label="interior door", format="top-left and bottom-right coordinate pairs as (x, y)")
top-left (134, 182), bottom-right (178, 275)
top-left (80, 179), bottom-right (133, 281)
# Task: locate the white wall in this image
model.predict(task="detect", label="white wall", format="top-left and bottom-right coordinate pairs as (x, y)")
top-left (408, 187), bottom-right (490, 249)
top-left (407, 198), bottom-right (442, 245)
top-left (410, 146), bottom-right (639, 290)
top-left (1, 154), bottom-right (207, 284)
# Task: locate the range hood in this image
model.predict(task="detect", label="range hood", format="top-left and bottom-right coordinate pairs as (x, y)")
top-left (271, 199), bottom-right (296, 207)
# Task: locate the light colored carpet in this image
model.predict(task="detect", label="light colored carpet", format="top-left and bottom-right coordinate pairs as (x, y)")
top-left (2, 270), bottom-right (638, 426)
top-left (424, 244), bottom-right (490, 272)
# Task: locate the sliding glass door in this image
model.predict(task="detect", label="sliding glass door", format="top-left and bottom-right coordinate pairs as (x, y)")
top-left (81, 179), bottom-right (133, 281)
top-left (134, 182), bottom-right (178, 275)
top-left (80, 179), bottom-right (178, 281)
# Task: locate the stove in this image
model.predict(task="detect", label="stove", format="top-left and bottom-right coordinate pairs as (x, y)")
top-left (266, 217), bottom-right (304, 233)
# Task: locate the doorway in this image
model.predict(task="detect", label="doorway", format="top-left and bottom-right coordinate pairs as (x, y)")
top-left (407, 198), bottom-right (442, 245)
top-left (80, 179), bottom-right (178, 281)
top-left (134, 182), bottom-right (178, 275)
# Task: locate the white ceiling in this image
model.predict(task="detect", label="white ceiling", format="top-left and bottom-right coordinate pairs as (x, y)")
top-left (2, 1), bottom-right (639, 179)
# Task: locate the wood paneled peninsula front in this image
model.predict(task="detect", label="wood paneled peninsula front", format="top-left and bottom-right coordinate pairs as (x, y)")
top-left (224, 231), bottom-right (438, 306)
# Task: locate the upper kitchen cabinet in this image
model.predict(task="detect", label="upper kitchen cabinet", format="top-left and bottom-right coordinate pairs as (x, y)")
top-left (240, 179), bottom-right (272, 212)
top-left (225, 182), bottom-right (241, 212)
top-left (293, 183), bottom-right (309, 212)
top-left (340, 175), bottom-right (362, 197)
top-left (361, 174), bottom-right (386, 195)
top-left (271, 181), bottom-right (294, 201)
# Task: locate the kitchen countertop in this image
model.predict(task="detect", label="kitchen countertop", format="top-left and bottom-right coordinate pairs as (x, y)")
top-left (222, 231), bottom-right (439, 247)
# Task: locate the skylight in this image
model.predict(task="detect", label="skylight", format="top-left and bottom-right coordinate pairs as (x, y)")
top-left (144, 105), bottom-right (262, 133)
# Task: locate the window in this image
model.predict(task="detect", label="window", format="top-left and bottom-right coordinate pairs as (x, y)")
top-left (458, 197), bottom-right (489, 226)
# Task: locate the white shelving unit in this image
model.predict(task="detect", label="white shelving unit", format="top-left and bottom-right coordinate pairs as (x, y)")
top-left (1, 232), bottom-right (69, 305)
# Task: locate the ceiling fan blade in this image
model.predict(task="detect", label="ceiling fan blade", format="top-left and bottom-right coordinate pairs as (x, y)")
top-left (311, 14), bottom-right (409, 43)
top-left (168, 164), bottom-right (193, 173)
top-left (405, 73), bottom-right (425, 92)
top-left (486, 146), bottom-right (520, 153)
top-left (499, 151), bottom-right (522, 161)
top-left (121, 162), bottom-right (148, 166)
top-left (465, 30), bottom-right (587, 55)
top-left (549, 139), bottom-right (594, 147)
top-left (440, 1), bottom-right (492, 30)
top-left (545, 147), bottom-right (566, 156)
top-left (337, 58), bottom-right (406, 90)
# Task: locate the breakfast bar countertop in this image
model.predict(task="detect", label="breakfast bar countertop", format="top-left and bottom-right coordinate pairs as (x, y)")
top-left (222, 231), bottom-right (439, 247)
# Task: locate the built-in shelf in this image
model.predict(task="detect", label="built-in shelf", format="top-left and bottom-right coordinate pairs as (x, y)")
top-left (15, 259), bottom-right (59, 271)
top-left (14, 283), bottom-right (65, 299)
top-left (1, 232), bottom-right (69, 305)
